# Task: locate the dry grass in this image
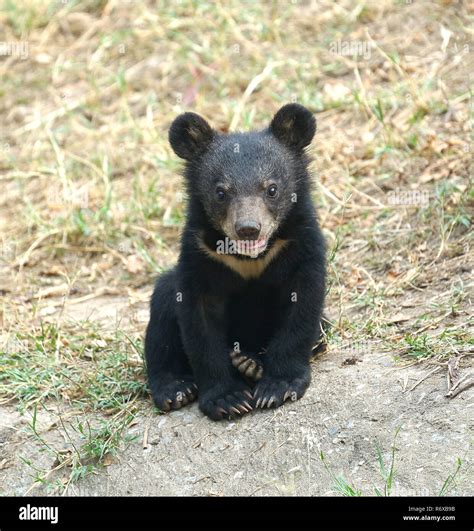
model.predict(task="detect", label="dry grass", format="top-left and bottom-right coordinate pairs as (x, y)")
top-left (0, 0), bottom-right (473, 492)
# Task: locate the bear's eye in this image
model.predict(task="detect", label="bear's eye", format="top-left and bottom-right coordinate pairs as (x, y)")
top-left (216, 188), bottom-right (227, 201)
top-left (267, 184), bottom-right (278, 198)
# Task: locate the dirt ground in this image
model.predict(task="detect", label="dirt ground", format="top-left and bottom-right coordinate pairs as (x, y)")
top-left (1, 342), bottom-right (472, 496)
top-left (0, 0), bottom-right (473, 497)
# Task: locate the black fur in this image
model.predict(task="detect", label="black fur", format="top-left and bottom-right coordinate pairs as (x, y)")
top-left (145, 104), bottom-right (326, 421)
top-left (168, 112), bottom-right (214, 160)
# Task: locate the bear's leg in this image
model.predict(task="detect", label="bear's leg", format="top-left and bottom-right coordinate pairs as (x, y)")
top-left (145, 270), bottom-right (197, 412)
top-left (253, 264), bottom-right (325, 409)
top-left (177, 296), bottom-right (254, 421)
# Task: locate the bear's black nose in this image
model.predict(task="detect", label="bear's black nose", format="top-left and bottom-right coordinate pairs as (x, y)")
top-left (235, 221), bottom-right (261, 240)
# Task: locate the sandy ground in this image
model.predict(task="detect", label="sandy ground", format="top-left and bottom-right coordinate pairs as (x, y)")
top-left (1, 314), bottom-right (472, 497)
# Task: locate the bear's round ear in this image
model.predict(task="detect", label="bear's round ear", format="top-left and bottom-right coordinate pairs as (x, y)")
top-left (269, 103), bottom-right (316, 150)
top-left (169, 112), bottom-right (214, 160)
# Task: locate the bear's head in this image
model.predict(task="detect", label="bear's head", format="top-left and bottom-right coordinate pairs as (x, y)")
top-left (169, 104), bottom-right (316, 258)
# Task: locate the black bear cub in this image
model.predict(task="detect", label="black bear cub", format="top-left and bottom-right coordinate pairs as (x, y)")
top-left (145, 103), bottom-right (326, 421)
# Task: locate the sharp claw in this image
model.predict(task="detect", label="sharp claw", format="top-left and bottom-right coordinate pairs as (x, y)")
top-left (244, 390), bottom-right (253, 400)
top-left (216, 407), bottom-right (228, 416)
top-left (229, 406), bottom-right (241, 415)
top-left (260, 397), bottom-right (268, 408)
top-left (231, 354), bottom-right (242, 364)
top-left (179, 396), bottom-right (189, 406)
top-left (239, 359), bottom-right (252, 371)
top-left (267, 396), bottom-right (276, 408)
top-left (283, 390), bottom-right (292, 402)
top-left (161, 399), bottom-right (172, 412)
top-left (242, 401), bottom-right (253, 411)
top-left (237, 404), bottom-right (249, 413)
top-left (255, 397), bottom-right (262, 408)
top-left (247, 359), bottom-right (256, 369)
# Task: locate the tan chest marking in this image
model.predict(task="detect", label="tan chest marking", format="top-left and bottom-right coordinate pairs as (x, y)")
top-left (198, 238), bottom-right (288, 280)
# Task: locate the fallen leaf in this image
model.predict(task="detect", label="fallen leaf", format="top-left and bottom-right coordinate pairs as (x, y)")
top-left (103, 453), bottom-right (114, 467)
top-left (42, 265), bottom-right (65, 276)
top-left (35, 53), bottom-right (52, 64)
top-left (386, 312), bottom-right (412, 324)
top-left (125, 254), bottom-right (144, 274)
top-left (34, 284), bottom-right (69, 299)
top-left (387, 270), bottom-right (401, 282)
top-left (324, 82), bottom-right (351, 101)
top-left (0, 458), bottom-right (11, 470)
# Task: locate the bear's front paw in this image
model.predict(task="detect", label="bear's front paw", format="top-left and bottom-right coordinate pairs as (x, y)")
top-left (229, 350), bottom-right (264, 382)
top-left (151, 378), bottom-right (198, 412)
top-left (253, 375), bottom-right (310, 409)
top-left (199, 382), bottom-right (253, 421)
